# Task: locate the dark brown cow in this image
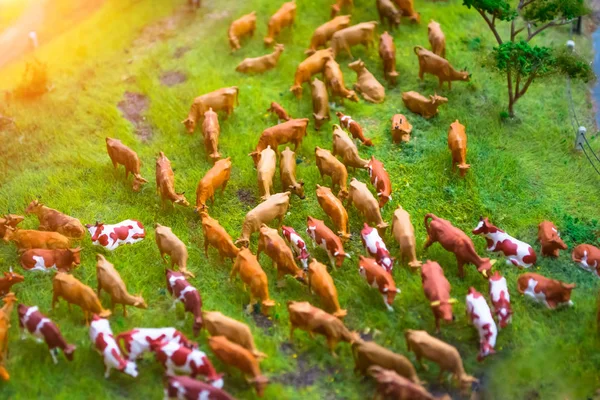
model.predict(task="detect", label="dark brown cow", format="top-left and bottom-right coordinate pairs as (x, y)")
top-left (0, 214), bottom-right (24, 238)
top-left (538, 221), bottom-right (567, 258)
top-left (0, 269), bottom-right (24, 296)
top-left (267, 102), bottom-right (291, 122)
top-left (420, 260), bottom-right (456, 332)
top-left (376, 0), bottom-right (401, 30)
top-left (20, 248), bottom-right (81, 272)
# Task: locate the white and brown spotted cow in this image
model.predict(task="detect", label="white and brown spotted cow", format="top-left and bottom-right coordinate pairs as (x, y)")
top-left (489, 271), bottom-right (512, 329)
top-left (361, 224), bottom-right (393, 272)
top-left (465, 287), bottom-right (497, 361)
top-left (282, 226), bottom-right (310, 270)
top-left (472, 217), bottom-right (536, 268)
top-left (86, 220), bottom-right (145, 251)
top-left (165, 376), bottom-right (235, 400)
top-left (116, 327), bottom-right (196, 361)
top-left (166, 270), bottom-right (203, 337)
top-left (306, 216), bottom-right (349, 269)
top-left (89, 315), bottom-right (138, 378)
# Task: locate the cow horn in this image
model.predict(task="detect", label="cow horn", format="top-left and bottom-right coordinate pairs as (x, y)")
top-left (481, 269), bottom-right (488, 278)
top-left (396, 288), bottom-right (401, 293)
top-left (9, 266), bottom-right (13, 273)
top-left (382, 287), bottom-right (389, 293)
top-left (430, 300), bottom-right (441, 307)
top-left (448, 298), bottom-right (458, 304)
top-left (344, 253), bottom-right (351, 259)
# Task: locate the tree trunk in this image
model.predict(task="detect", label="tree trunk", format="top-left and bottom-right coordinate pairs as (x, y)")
top-left (506, 69), bottom-right (515, 117)
top-left (508, 98), bottom-right (516, 118)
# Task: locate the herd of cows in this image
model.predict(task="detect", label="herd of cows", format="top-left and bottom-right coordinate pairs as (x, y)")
top-left (0, 0), bottom-right (598, 399)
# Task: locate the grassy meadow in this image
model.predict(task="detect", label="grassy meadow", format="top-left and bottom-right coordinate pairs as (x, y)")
top-left (1, 0), bottom-right (600, 398)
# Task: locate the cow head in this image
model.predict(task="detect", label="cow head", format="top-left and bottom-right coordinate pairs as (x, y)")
top-left (477, 258), bottom-right (496, 278)
top-left (383, 286), bottom-right (401, 306)
top-left (289, 180), bottom-right (305, 199)
top-left (146, 334), bottom-right (168, 352)
top-left (348, 59), bottom-right (365, 72)
top-left (429, 94), bottom-right (448, 106)
top-left (261, 299), bottom-right (276, 315)
top-left (132, 294), bottom-right (148, 310)
top-left (460, 374), bottom-right (479, 390)
top-left (17, 303), bottom-right (28, 320)
top-left (63, 344), bottom-right (76, 361)
top-left (334, 249), bottom-right (351, 268)
top-left (459, 67), bottom-right (471, 82)
top-left (478, 342), bottom-right (496, 361)
top-left (122, 360), bottom-right (139, 378)
top-left (175, 193), bottom-right (189, 207)
top-left (337, 188), bottom-right (349, 201)
top-left (346, 90), bottom-right (360, 102)
top-left (290, 84), bottom-right (303, 98)
top-left (193, 316), bottom-right (203, 336)
top-left (249, 150), bottom-right (261, 166)
top-left (472, 217), bottom-right (496, 235)
top-left (549, 235), bottom-right (568, 251)
top-left (430, 298), bottom-right (458, 324)
top-left (2, 292), bottom-right (17, 306)
top-left (264, 36), bottom-right (275, 46)
top-left (181, 117), bottom-right (197, 134)
top-left (559, 282), bottom-right (576, 305)
top-left (88, 221), bottom-right (105, 242)
top-left (274, 43), bottom-right (285, 54)
top-left (69, 248), bottom-right (82, 266)
top-left (248, 375), bottom-right (270, 397)
top-left (3, 214), bottom-right (24, 228)
top-left (25, 199), bottom-right (43, 214)
top-left (132, 174), bottom-right (148, 192)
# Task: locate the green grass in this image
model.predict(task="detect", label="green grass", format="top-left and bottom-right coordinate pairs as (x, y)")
top-left (1, 0), bottom-right (600, 399)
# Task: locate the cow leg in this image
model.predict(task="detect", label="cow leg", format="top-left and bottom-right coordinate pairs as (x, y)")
top-left (457, 259), bottom-right (465, 279)
top-left (448, 81), bottom-right (452, 90)
top-left (418, 67), bottom-right (424, 82)
top-left (382, 295), bottom-right (393, 312)
top-left (160, 252), bottom-right (167, 264)
top-left (327, 338), bottom-right (339, 358)
top-left (50, 348), bottom-right (59, 365)
top-left (278, 215), bottom-right (284, 227)
top-left (170, 300), bottom-right (178, 311)
top-left (97, 281), bottom-right (102, 297)
top-left (104, 364), bottom-right (112, 379)
top-left (123, 304), bottom-right (128, 317)
top-left (204, 240), bottom-right (209, 257)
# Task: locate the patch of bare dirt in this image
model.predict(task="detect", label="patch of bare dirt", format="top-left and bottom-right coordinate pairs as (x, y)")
top-left (133, 6), bottom-right (196, 48)
top-left (174, 45), bottom-right (191, 59)
top-left (205, 10), bottom-right (231, 20)
top-left (251, 312), bottom-right (274, 333)
top-left (237, 189), bottom-right (256, 207)
top-left (276, 342), bottom-right (336, 388)
top-left (160, 70), bottom-right (187, 87)
top-left (117, 92), bottom-right (152, 141)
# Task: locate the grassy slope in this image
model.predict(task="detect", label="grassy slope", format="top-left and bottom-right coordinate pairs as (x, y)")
top-left (1, 0), bottom-right (600, 399)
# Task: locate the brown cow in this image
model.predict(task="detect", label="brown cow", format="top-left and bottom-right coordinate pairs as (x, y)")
top-left (330, 0), bottom-right (353, 18)
top-left (448, 120), bottom-right (470, 176)
top-left (0, 293), bottom-right (16, 381)
top-left (368, 366), bottom-right (449, 400)
top-left (307, 259), bottom-right (346, 318)
top-left (25, 200), bottom-right (85, 239)
top-left (336, 112), bottom-right (371, 146)
top-left (346, 178), bottom-right (388, 233)
top-left (349, 60), bottom-right (385, 103)
top-left (352, 339), bottom-right (420, 384)
top-left (200, 211), bottom-right (239, 261)
top-left (236, 44), bottom-right (285, 74)
top-left (264, 1), bottom-right (296, 46)
top-left (251, 118), bottom-right (310, 163)
top-left (208, 336), bottom-right (269, 397)
top-left (306, 216), bottom-right (349, 269)
top-left (405, 329), bottom-right (478, 392)
top-left (323, 59), bottom-right (359, 103)
top-left (280, 147), bottom-right (305, 199)
top-left (428, 20), bottom-right (446, 58)
top-left (256, 146), bottom-right (277, 200)
top-left (20, 248), bottom-right (81, 272)
top-left (379, 31), bottom-right (398, 85)
top-left (3, 227), bottom-right (70, 250)
top-left (236, 192), bottom-right (291, 248)
top-left (229, 11), bottom-right (257, 52)
top-left (195, 158), bottom-right (231, 212)
top-left (156, 152), bottom-right (189, 207)
top-left (290, 48), bottom-right (334, 97)
top-left (306, 15), bottom-right (351, 55)
top-left (155, 223), bottom-right (194, 279)
top-left (358, 256), bottom-right (399, 311)
top-left (257, 224), bottom-right (306, 286)
top-left (267, 102), bottom-right (291, 122)
top-left (316, 184), bottom-right (350, 240)
top-left (330, 22), bottom-right (378, 59)
top-left (414, 46), bottom-right (469, 89)
top-left (424, 213), bottom-right (495, 278)
top-left (393, 0), bottom-right (420, 23)
top-left (315, 147), bottom-right (349, 199)
top-left (311, 78), bottom-right (330, 130)
top-left (0, 214), bottom-right (24, 238)
top-left (391, 206), bottom-right (421, 269)
top-left (366, 156), bottom-right (391, 208)
top-left (105, 138), bottom-right (148, 192)
top-left (517, 272), bottom-right (575, 309)
top-left (572, 244), bottom-right (600, 276)
top-left (391, 114), bottom-right (413, 143)
top-left (203, 311), bottom-right (266, 358)
top-left (402, 91), bottom-right (447, 119)
top-left (0, 269), bottom-right (24, 296)
top-left (52, 272), bottom-right (111, 324)
top-left (182, 87), bottom-right (239, 134)
top-left (96, 254), bottom-right (147, 317)
top-left (288, 301), bottom-right (357, 356)
top-left (332, 125), bottom-right (369, 169)
top-left (201, 108), bottom-right (221, 163)
top-left (230, 248), bottom-right (276, 315)
top-left (538, 221), bottom-right (567, 258)
top-left (420, 260), bottom-right (457, 332)
top-left (376, 0), bottom-right (401, 30)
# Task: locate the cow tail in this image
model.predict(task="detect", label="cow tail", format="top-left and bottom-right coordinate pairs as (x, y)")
top-left (115, 333), bottom-right (129, 357)
top-left (424, 213), bottom-right (435, 233)
top-left (413, 46), bottom-right (423, 55)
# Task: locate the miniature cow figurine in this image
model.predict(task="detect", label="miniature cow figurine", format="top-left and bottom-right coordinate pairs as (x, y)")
top-left (26, 200), bottom-right (86, 239)
top-left (3, 227), bottom-right (70, 250)
top-left (89, 315), bottom-right (138, 378)
top-left (0, 293), bottom-right (16, 381)
top-left (257, 224), bottom-right (306, 286)
top-left (330, 0), bottom-right (353, 18)
top-left (230, 248), bottom-right (276, 315)
top-left (228, 11), bottom-right (256, 52)
top-left (52, 272), bottom-right (111, 324)
top-left (472, 217), bottom-right (537, 268)
top-left (200, 211), bottom-right (240, 261)
top-left (311, 78), bottom-right (331, 130)
top-left (402, 91), bottom-right (448, 119)
top-left (208, 336), bottom-right (269, 397)
top-left (489, 271), bottom-right (512, 328)
top-left (236, 192), bottom-right (291, 247)
top-left (538, 221), bottom-right (567, 258)
top-left (96, 254), bottom-right (147, 316)
top-left (236, 44), bottom-right (285, 74)
top-left (352, 339), bottom-right (420, 384)
top-left (428, 20), bottom-right (446, 58)
top-left (348, 59), bottom-right (385, 103)
top-left (166, 269), bottom-right (203, 336)
top-left (421, 260), bottom-right (457, 332)
top-left (368, 366), bottom-right (443, 400)
top-left (393, 0), bottom-right (420, 23)
top-left (361, 224), bottom-right (393, 272)
top-left (347, 178), bottom-right (388, 234)
top-left (116, 327), bottom-right (196, 361)
top-left (86, 219), bottom-right (145, 251)
top-left (315, 146), bottom-right (349, 199)
top-left (182, 87), bottom-right (239, 134)
top-left (288, 301), bottom-right (357, 356)
top-left (359, 256), bottom-right (400, 311)
top-left (267, 102), bottom-right (291, 122)
top-left (572, 244), bottom-right (600, 276)
top-left (155, 223), bottom-right (195, 278)
top-left (448, 120), bottom-right (470, 176)
top-left (195, 158), bottom-right (232, 211)
top-left (306, 15), bottom-right (351, 55)
top-left (0, 214), bottom-right (24, 238)
top-left (307, 259), bottom-right (347, 318)
top-left (165, 376), bottom-right (235, 400)
top-left (424, 213), bottom-right (495, 278)
top-left (105, 137), bottom-right (148, 191)
top-left (391, 114), bottom-right (413, 143)
top-left (264, 1), bottom-right (296, 46)
top-left (323, 59), bottom-right (359, 103)
top-left (18, 304), bottom-right (76, 364)
top-left (20, 248), bottom-right (81, 273)
top-left (156, 152), bottom-right (189, 207)
top-left (330, 22), bottom-right (378, 59)
top-left (379, 31), bottom-right (398, 84)
top-left (376, 0), bottom-right (401, 30)
top-left (306, 216), bottom-right (349, 269)
top-left (336, 112), bottom-right (372, 146)
top-left (366, 156), bottom-right (391, 208)
top-left (316, 184), bottom-right (350, 240)
top-left (256, 146), bottom-right (277, 200)
top-left (332, 125), bottom-right (369, 169)
top-left (290, 48), bottom-right (334, 97)
top-left (517, 273), bottom-right (575, 309)
top-left (201, 108), bottom-right (221, 163)
top-left (391, 206), bottom-right (421, 269)
top-left (414, 46), bottom-right (469, 89)
top-left (281, 226), bottom-right (310, 270)
top-left (203, 311), bottom-right (266, 359)
top-left (465, 287), bottom-right (497, 361)
top-left (251, 118), bottom-right (310, 161)
top-left (280, 147), bottom-right (305, 199)
top-left (0, 269), bottom-right (24, 296)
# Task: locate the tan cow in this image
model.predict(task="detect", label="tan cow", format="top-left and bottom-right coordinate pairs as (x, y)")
top-left (96, 254), bottom-right (147, 316)
top-left (195, 158), bottom-right (232, 212)
top-left (182, 87), bottom-right (239, 134)
top-left (307, 259), bottom-right (346, 318)
top-left (236, 44), bottom-right (285, 74)
top-left (264, 1), bottom-right (296, 46)
top-left (346, 178), bottom-right (388, 233)
top-left (379, 31), bottom-right (398, 85)
top-left (52, 272), bottom-right (111, 324)
top-left (428, 20), bottom-right (446, 58)
top-left (316, 184), bottom-right (350, 240)
top-left (203, 310), bottom-right (267, 358)
top-left (0, 214), bottom-right (24, 239)
top-left (155, 223), bottom-right (195, 278)
top-left (330, 22), bottom-right (378, 59)
top-left (349, 59), bottom-right (385, 103)
top-left (105, 137), bottom-right (148, 191)
top-left (306, 15), bottom-right (351, 55)
top-left (257, 224), bottom-right (306, 286)
top-left (230, 248), bottom-right (276, 314)
top-left (256, 146), bottom-right (277, 200)
top-left (391, 114), bottom-right (413, 143)
top-left (267, 102), bottom-right (291, 122)
top-left (25, 200), bottom-right (85, 239)
top-left (352, 339), bottom-right (420, 384)
top-left (448, 120), bottom-right (470, 176)
top-left (280, 147), bottom-right (305, 199)
top-left (229, 11), bottom-right (257, 52)
top-left (315, 147), bottom-right (349, 199)
top-left (236, 192), bottom-right (291, 247)
top-left (200, 211), bottom-right (239, 261)
top-left (332, 125), bottom-right (369, 170)
top-left (311, 78), bottom-right (330, 130)
top-left (402, 91), bottom-right (447, 119)
top-left (290, 48), bottom-right (334, 97)
top-left (3, 227), bottom-right (69, 250)
top-left (368, 366), bottom-right (448, 400)
top-left (323, 59), bottom-right (359, 103)
top-left (251, 118), bottom-right (310, 163)
top-left (156, 152), bottom-right (189, 207)
top-left (201, 108), bottom-right (221, 163)
top-left (392, 206), bottom-right (421, 268)
top-left (393, 0), bottom-right (420, 23)
top-left (376, 0), bottom-right (401, 30)
top-left (414, 46), bottom-right (469, 89)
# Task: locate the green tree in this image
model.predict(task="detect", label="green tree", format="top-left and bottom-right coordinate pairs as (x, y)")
top-left (463, 0), bottom-right (594, 117)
